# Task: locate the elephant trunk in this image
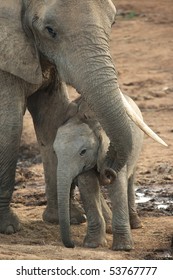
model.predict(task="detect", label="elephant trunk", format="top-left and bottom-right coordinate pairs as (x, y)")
top-left (62, 39), bottom-right (133, 175)
top-left (57, 168), bottom-right (75, 248)
top-left (100, 167), bottom-right (117, 185)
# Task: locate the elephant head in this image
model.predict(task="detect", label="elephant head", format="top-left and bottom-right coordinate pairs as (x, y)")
top-left (53, 99), bottom-right (112, 247)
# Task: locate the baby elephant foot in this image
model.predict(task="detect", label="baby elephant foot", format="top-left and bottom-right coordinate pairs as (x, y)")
top-left (130, 213), bottom-right (143, 229)
top-left (83, 234), bottom-right (107, 248)
top-left (0, 209), bottom-right (21, 234)
top-left (42, 206), bottom-right (59, 224)
top-left (112, 231), bottom-right (134, 251)
top-left (43, 202), bottom-right (86, 225)
top-left (83, 217), bottom-right (107, 248)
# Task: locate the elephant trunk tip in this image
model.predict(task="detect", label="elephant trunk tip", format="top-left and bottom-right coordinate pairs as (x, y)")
top-left (62, 239), bottom-right (75, 248)
top-left (100, 168), bottom-right (117, 185)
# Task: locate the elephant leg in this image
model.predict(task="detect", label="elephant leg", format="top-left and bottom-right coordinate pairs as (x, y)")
top-left (100, 192), bottom-right (112, 234)
top-left (128, 172), bottom-right (142, 229)
top-left (27, 81), bottom-right (86, 224)
top-left (70, 183), bottom-right (85, 225)
top-left (108, 166), bottom-right (134, 251)
top-left (0, 71), bottom-right (25, 234)
top-left (78, 170), bottom-right (107, 248)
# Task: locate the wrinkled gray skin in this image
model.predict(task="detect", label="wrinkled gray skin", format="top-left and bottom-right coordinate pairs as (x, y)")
top-left (0, 0), bottom-right (133, 235)
top-left (54, 95), bottom-right (143, 250)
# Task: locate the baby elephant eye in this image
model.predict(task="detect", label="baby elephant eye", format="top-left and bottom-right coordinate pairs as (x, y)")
top-left (80, 149), bottom-right (87, 156)
top-left (45, 26), bottom-right (57, 38)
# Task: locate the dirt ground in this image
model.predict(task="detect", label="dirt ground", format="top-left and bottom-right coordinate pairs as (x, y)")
top-left (0, 0), bottom-right (173, 260)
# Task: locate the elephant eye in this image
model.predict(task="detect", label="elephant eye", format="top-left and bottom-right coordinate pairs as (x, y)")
top-left (45, 26), bottom-right (57, 38)
top-left (80, 149), bottom-right (87, 156)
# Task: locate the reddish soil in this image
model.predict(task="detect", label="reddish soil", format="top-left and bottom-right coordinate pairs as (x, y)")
top-left (0, 0), bottom-right (173, 260)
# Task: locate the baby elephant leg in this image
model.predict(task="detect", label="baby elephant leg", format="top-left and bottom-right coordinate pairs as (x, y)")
top-left (78, 170), bottom-right (107, 248)
top-left (100, 192), bottom-right (112, 233)
top-left (128, 173), bottom-right (142, 229)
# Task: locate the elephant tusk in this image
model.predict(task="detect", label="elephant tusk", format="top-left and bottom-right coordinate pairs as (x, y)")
top-left (120, 90), bottom-right (168, 147)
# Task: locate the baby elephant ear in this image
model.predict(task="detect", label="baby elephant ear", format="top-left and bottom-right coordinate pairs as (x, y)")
top-left (0, 18), bottom-right (42, 84)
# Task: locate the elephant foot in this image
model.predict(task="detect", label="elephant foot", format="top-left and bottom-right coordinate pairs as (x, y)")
top-left (130, 213), bottom-right (143, 229)
top-left (112, 231), bottom-right (134, 251)
top-left (83, 234), bottom-right (107, 248)
top-left (0, 208), bottom-right (21, 234)
top-left (43, 201), bottom-right (86, 225)
top-left (83, 217), bottom-right (107, 248)
top-left (42, 206), bottom-right (59, 224)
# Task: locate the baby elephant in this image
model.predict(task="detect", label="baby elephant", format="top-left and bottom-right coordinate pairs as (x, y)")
top-left (53, 95), bottom-right (143, 250)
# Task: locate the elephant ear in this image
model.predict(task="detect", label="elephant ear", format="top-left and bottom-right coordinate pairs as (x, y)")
top-left (0, 2), bottom-right (42, 84)
top-left (96, 128), bottom-right (110, 173)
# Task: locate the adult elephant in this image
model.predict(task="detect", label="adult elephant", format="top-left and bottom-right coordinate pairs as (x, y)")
top-left (0, 0), bottom-right (166, 234)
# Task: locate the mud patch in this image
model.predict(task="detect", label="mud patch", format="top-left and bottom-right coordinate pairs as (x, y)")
top-left (136, 184), bottom-right (173, 216)
top-left (144, 248), bottom-right (173, 260)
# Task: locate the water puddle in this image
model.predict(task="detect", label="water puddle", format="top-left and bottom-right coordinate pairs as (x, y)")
top-left (135, 185), bottom-right (173, 214)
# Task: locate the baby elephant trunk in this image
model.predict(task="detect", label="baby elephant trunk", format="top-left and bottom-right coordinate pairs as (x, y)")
top-left (57, 170), bottom-right (75, 248)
